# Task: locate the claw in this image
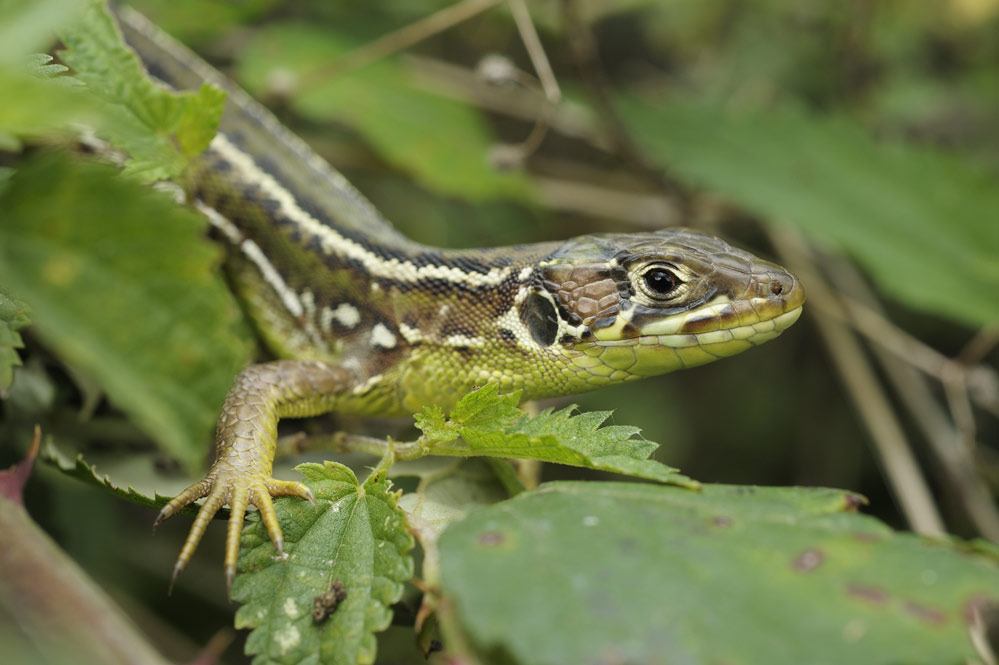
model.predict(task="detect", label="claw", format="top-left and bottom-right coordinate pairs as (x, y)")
top-left (266, 478), bottom-right (316, 506)
top-left (168, 560), bottom-right (184, 596)
top-left (155, 479), bottom-right (211, 531)
top-left (160, 468), bottom-right (316, 594)
top-left (169, 488), bottom-right (224, 589)
top-left (252, 486), bottom-right (284, 556)
top-left (225, 487), bottom-right (249, 600)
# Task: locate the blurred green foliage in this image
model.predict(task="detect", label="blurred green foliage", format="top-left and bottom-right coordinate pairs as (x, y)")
top-left (1, 0), bottom-right (998, 663)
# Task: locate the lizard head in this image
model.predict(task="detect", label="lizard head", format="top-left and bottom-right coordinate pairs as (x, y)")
top-left (521, 228), bottom-right (805, 386)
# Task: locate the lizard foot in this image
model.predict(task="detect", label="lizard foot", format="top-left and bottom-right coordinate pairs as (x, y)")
top-left (156, 465), bottom-right (316, 597)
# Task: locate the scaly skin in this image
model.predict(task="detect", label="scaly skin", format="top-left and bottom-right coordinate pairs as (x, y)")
top-left (155, 361), bottom-right (354, 590)
top-left (116, 8), bottom-right (806, 595)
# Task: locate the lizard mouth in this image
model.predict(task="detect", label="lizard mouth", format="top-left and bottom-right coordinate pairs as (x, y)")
top-left (568, 285), bottom-right (805, 378)
top-left (599, 305), bottom-right (804, 349)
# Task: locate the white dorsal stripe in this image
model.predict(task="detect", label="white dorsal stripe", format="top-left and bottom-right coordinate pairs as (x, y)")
top-left (240, 239), bottom-right (302, 318)
top-left (211, 134), bottom-right (514, 288)
top-left (195, 199), bottom-right (243, 243)
top-left (196, 201), bottom-right (326, 348)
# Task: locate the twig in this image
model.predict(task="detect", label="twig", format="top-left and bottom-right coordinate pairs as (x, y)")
top-left (408, 55), bottom-right (605, 146)
top-left (824, 257), bottom-right (999, 540)
top-left (532, 174), bottom-right (683, 227)
top-left (481, 0), bottom-right (562, 167)
top-left (275, 431), bottom-right (424, 460)
top-left (819, 295), bottom-right (999, 417)
top-left (508, 0), bottom-right (561, 107)
top-left (769, 228), bottom-right (946, 537)
top-left (560, 0), bottom-right (691, 211)
top-left (296, 0), bottom-right (504, 89)
top-left (958, 325), bottom-right (999, 366)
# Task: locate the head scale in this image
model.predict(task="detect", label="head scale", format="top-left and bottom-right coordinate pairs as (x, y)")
top-left (517, 228), bottom-right (805, 391)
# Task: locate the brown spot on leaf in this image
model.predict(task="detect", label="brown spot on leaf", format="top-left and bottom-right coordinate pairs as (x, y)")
top-left (850, 531), bottom-right (881, 543)
top-left (842, 493), bottom-right (867, 511)
top-left (792, 548), bottom-right (825, 572)
top-left (903, 600), bottom-right (947, 626)
top-left (477, 530), bottom-right (506, 547)
top-left (845, 584), bottom-right (889, 606)
top-left (312, 579), bottom-right (347, 623)
top-left (712, 516), bottom-right (733, 528)
top-left (618, 538), bottom-right (638, 554)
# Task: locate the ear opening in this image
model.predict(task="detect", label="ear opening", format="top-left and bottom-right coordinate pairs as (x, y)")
top-left (522, 292), bottom-right (559, 347)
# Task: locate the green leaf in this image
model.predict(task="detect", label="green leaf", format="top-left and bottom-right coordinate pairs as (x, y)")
top-left (415, 385), bottom-right (698, 488)
top-left (57, 1), bottom-right (226, 182)
top-left (0, 291), bottom-right (30, 393)
top-left (233, 462), bottom-right (414, 665)
top-left (392, 458), bottom-right (510, 539)
top-left (123, 0), bottom-right (282, 49)
top-left (618, 97), bottom-right (999, 328)
top-left (439, 481), bottom-right (999, 665)
top-left (236, 23), bottom-right (533, 202)
top-left (24, 53), bottom-right (69, 79)
top-left (0, 153), bottom-right (252, 472)
top-left (0, 62), bottom-right (96, 151)
top-left (0, 0), bottom-right (87, 63)
top-left (41, 444), bottom-right (192, 514)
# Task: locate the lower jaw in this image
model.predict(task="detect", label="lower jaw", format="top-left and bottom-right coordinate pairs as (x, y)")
top-left (575, 305), bottom-right (804, 378)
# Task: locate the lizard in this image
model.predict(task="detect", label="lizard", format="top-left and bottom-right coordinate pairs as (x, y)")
top-left (114, 7), bottom-right (805, 596)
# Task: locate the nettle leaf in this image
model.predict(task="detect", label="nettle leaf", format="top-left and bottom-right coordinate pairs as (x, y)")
top-left (236, 23), bottom-right (532, 202)
top-left (0, 291), bottom-right (30, 393)
top-left (24, 53), bottom-right (70, 79)
top-left (0, 0), bottom-right (87, 64)
top-left (57, 1), bottom-right (225, 182)
top-left (618, 97), bottom-right (999, 329)
top-left (415, 385), bottom-right (698, 488)
top-left (234, 462), bottom-right (414, 665)
top-left (42, 444), bottom-right (193, 514)
top-left (392, 457), bottom-right (509, 540)
top-left (0, 60), bottom-right (96, 151)
top-left (439, 481), bottom-right (999, 665)
top-left (0, 154), bottom-right (251, 472)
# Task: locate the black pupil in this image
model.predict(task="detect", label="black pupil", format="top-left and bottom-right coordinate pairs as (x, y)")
top-left (644, 268), bottom-right (677, 295)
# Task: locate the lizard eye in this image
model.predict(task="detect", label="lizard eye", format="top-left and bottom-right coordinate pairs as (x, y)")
top-left (641, 266), bottom-right (680, 298)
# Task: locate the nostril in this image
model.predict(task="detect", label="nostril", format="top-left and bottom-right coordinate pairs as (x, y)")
top-left (770, 281), bottom-right (784, 296)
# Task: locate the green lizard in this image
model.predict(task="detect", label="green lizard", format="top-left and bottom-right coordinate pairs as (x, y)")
top-left (115, 8), bottom-right (805, 595)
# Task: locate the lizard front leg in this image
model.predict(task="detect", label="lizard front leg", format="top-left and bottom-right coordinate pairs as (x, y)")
top-left (156, 360), bottom-right (358, 595)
